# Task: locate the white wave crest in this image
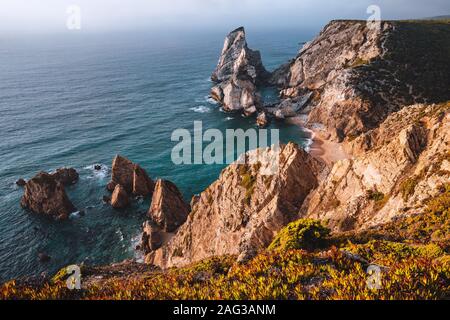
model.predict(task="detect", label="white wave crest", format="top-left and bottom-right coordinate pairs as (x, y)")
top-left (84, 163), bottom-right (109, 180)
top-left (190, 105), bottom-right (211, 113)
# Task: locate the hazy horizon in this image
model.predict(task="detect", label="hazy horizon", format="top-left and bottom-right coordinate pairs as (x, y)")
top-left (1, 0), bottom-right (449, 35)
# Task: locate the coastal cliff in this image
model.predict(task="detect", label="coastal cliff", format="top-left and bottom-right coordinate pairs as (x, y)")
top-left (3, 19), bottom-right (449, 300)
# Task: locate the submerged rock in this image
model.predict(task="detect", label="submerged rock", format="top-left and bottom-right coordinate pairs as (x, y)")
top-left (20, 172), bottom-right (76, 220)
top-left (111, 184), bottom-right (129, 209)
top-left (16, 178), bottom-right (26, 187)
top-left (148, 179), bottom-right (190, 233)
top-left (38, 252), bottom-right (51, 263)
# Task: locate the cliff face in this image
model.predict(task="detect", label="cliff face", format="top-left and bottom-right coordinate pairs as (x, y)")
top-left (302, 102), bottom-right (449, 231)
top-left (271, 20), bottom-right (450, 141)
top-left (149, 21), bottom-right (450, 269)
top-left (147, 143), bottom-right (324, 268)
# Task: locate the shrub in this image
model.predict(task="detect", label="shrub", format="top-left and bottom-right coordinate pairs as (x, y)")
top-left (400, 177), bottom-right (419, 201)
top-left (268, 219), bottom-right (330, 251)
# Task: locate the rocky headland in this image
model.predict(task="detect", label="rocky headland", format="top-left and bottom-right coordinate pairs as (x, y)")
top-left (5, 19), bottom-right (450, 300)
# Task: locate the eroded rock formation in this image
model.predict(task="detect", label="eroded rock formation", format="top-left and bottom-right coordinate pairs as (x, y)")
top-left (211, 27), bottom-right (269, 115)
top-left (20, 172), bottom-right (76, 220)
top-left (148, 179), bottom-right (190, 233)
top-left (270, 20), bottom-right (450, 141)
top-left (111, 184), bottom-right (130, 209)
top-left (107, 155), bottom-right (155, 199)
top-left (301, 102), bottom-right (449, 231)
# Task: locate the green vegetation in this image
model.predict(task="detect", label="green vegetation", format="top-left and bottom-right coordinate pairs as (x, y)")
top-left (367, 190), bottom-right (389, 211)
top-left (268, 219), bottom-right (330, 251)
top-left (400, 177), bottom-right (420, 201)
top-left (349, 57), bottom-right (370, 68)
top-left (1, 185), bottom-right (449, 300)
top-left (240, 165), bottom-right (257, 204)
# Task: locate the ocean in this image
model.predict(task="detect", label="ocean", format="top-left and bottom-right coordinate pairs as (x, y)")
top-left (0, 28), bottom-right (316, 281)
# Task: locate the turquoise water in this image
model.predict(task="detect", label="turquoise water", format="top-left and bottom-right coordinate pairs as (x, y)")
top-left (0, 29), bottom-right (314, 281)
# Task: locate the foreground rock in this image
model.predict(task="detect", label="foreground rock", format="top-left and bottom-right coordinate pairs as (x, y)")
top-left (210, 27), bottom-right (269, 115)
top-left (110, 184), bottom-right (129, 209)
top-left (20, 172), bottom-right (76, 220)
top-left (148, 179), bottom-right (190, 232)
top-left (107, 155), bottom-right (155, 198)
top-left (147, 143), bottom-right (324, 268)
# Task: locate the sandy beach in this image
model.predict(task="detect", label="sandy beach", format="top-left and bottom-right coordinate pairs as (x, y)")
top-left (287, 116), bottom-right (350, 166)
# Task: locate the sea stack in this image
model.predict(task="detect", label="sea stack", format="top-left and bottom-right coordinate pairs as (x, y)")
top-left (20, 172), bottom-right (77, 220)
top-left (148, 179), bottom-right (190, 233)
top-left (210, 27), bottom-right (269, 115)
top-left (107, 155), bottom-right (155, 200)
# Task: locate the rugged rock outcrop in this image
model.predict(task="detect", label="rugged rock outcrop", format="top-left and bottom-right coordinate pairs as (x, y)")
top-left (140, 221), bottom-right (163, 255)
top-left (270, 20), bottom-right (450, 141)
top-left (20, 172), bottom-right (76, 220)
top-left (256, 111), bottom-right (269, 128)
top-left (110, 184), bottom-right (129, 209)
top-left (107, 155), bottom-right (154, 198)
top-left (301, 102), bottom-right (449, 231)
top-left (147, 143), bottom-right (324, 268)
top-left (148, 179), bottom-right (190, 232)
top-left (52, 168), bottom-right (79, 186)
top-left (210, 27), bottom-right (269, 115)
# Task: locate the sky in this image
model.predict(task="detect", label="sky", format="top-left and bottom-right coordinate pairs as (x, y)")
top-left (0, 0), bottom-right (449, 34)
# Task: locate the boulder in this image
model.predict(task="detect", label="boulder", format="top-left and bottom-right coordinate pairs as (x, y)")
top-left (111, 184), bottom-right (129, 209)
top-left (52, 168), bottom-right (79, 185)
top-left (20, 172), bottom-right (76, 220)
top-left (148, 179), bottom-right (190, 232)
top-left (256, 112), bottom-right (269, 128)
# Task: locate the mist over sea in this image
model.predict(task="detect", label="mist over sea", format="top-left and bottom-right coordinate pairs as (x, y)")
top-left (0, 28), bottom-right (315, 281)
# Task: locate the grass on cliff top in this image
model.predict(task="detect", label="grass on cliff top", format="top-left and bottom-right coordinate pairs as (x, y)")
top-left (2, 188), bottom-right (449, 300)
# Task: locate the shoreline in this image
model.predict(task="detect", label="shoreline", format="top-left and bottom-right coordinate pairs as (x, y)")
top-left (287, 116), bottom-right (350, 166)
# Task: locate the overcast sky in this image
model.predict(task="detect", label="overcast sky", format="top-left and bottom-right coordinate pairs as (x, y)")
top-left (0, 0), bottom-right (449, 34)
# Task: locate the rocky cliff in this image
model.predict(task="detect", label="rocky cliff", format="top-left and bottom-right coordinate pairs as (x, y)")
top-left (270, 20), bottom-right (450, 141)
top-left (6, 20), bottom-right (450, 299)
top-left (302, 102), bottom-right (449, 231)
top-left (147, 143), bottom-right (324, 268)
